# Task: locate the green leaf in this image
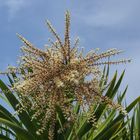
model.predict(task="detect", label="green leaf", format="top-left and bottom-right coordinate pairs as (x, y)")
top-left (7, 74), bottom-right (14, 86)
top-left (111, 70), bottom-right (125, 98)
top-left (136, 103), bottom-right (140, 139)
top-left (94, 121), bottom-right (122, 140)
top-left (94, 96), bottom-right (140, 139)
top-left (0, 118), bottom-right (35, 140)
top-left (0, 105), bottom-right (20, 125)
top-left (91, 110), bottom-right (116, 139)
top-left (75, 119), bottom-right (93, 139)
top-left (0, 80), bottom-right (37, 138)
top-left (117, 85), bottom-right (128, 104)
top-left (126, 96), bottom-right (140, 113)
top-left (0, 125), bottom-right (16, 137)
top-left (110, 120), bottom-right (130, 140)
top-left (0, 134), bottom-right (12, 140)
top-left (99, 66), bottom-right (106, 87)
top-left (94, 71), bottom-right (117, 123)
top-left (105, 64), bottom-right (109, 85)
top-left (105, 70), bottom-right (117, 97)
top-left (130, 114), bottom-right (134, 140)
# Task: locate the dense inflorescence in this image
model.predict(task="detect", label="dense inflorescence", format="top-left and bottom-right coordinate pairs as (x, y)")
top-left (3, 11), bottom-right (130, 140)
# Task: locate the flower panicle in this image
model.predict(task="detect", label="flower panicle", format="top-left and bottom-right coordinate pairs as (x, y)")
top-left (86, 48), bottom-right (124, 62)
top-left (1, 11), bottom-right (130, 139)
top-left (91, 59), bottom-right (131, 66)
top-left (46, 20), bottom-right (63, 48)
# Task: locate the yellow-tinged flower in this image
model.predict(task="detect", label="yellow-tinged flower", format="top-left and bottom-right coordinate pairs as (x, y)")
top-left (54, 78), bottom-right (64, 88)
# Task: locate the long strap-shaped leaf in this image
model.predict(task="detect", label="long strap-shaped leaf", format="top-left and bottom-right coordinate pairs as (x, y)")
top-left (95, 71), bottom-right (125, 121)
top-left (94, 71), bottom-right (117, 120)
top-left (93, 85), bottom-right (128, 139)
top-left (94, 121), bottom-right (122, 140)
top-left (110, 120), bottom-right (130, 140)
top-left (109, 70), bottom-right (125, 98)
top-left (90, 110), bottom-right (116, 139)
top-left (0, 118), bottom-right (35, 140)
top-left (136, 103), bottom-right (140, 139)
top-left (0, 125), bottom-right (16, 137)
top-left (93, 96), bottom-right (140, 140)
top-left (0, 80), bottom-right (37, 138)
top-left (0, 105), bottom-right (20, 125)
top-left (0, 134), bottom-right (12, 140)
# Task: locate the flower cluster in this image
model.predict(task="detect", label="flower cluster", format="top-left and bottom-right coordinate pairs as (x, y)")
top-left (4, 11), bottom-right (130, 140)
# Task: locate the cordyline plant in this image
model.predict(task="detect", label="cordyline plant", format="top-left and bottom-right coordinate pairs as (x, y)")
top-left (0, 11), bottom-right (133, 140)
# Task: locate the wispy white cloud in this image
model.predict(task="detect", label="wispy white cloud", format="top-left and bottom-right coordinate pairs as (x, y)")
top-left (74, 0), bottom-right (140, 27)
top-left (0, 0), bottom-right (30, 19)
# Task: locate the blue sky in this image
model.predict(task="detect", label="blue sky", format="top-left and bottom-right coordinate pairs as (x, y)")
top-left (0, 0), bottom-right (140, 103)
